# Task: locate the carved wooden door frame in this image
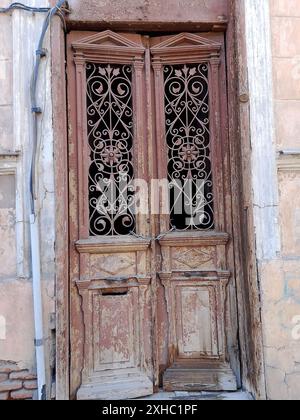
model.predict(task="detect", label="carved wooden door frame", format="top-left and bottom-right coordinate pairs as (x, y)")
top-left (64, 30), bottom-right (240, 399)
top-left (52, 8), bottom-right (265, 400)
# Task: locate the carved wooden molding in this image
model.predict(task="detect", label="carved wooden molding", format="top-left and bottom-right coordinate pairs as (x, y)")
top-left (159, 231), bottom-right (229, 247)
top-left (172, 247), bottom-right (216, 270)
top-left (76, 236), bottom-right (151, 254)
top-left (159, 270), bottom-right (231, 283)
top-left (72, 30), bottom-right (145, 64)
top-left (76, 276), bottom-right (151, 291)
top-left (151, 32), bottom-right (222, 64)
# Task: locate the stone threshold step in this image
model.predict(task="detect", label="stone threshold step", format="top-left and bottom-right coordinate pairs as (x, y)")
top-left (137, 391), bottom-right (253, 401)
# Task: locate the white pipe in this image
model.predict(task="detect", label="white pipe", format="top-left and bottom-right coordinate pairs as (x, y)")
top-left (30, 212), bottom-right (46, 400)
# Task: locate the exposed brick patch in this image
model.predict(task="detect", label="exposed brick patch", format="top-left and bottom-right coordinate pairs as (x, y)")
top-left (24, 380), bottom-right (38, 390)
top-left (0, 380), bottom-right (22, 393)
top-left (0, 361), bottom-right (37, 400)
top-left (0, 373), bottom-right (8, 382)
top-left (9, 371), bottom-right (36, 381)
top-left (10, 389), bottom-right (34, 400)
top-left (0, 392), bottom-right (9, 401)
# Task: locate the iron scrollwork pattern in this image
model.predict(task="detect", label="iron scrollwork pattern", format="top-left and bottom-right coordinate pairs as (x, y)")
top-left (86, 63), bottom-right (135, 236)
top-left (164, 63), bottom-right (214, 230)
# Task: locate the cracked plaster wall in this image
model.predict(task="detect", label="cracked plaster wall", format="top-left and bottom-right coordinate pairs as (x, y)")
top-left (0, 0), bottom-right (55, 396)
top-left (255, 0), bottom-right (300, 401)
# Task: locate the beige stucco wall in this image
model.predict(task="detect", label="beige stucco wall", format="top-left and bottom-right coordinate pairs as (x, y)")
top-left (259, 0), bottom-right (300, 400)
top-left (0, 3), bottom-right (34, 368)
top-left (0, 0), bottom-right (55, 395)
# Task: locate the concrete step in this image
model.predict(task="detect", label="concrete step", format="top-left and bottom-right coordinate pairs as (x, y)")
top-left (137, 391), bottom-right (253, 401)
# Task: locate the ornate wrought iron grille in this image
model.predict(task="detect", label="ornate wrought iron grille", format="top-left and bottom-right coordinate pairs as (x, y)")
top-left (163, 63), bottom-right (214, 230)
top-left (86, 63), bottom-right (135, 236)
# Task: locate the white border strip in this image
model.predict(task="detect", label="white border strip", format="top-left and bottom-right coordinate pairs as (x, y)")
top-left (245, 0), bottom-right (280, 260)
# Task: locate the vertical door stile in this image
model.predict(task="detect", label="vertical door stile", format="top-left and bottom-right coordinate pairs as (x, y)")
top-left (152, 59), bottom-right (170, 234)
top-left (209, 54), bottom-right (225, 231)
top-left (74, 52), bottom-right (90, 239)
top-left (144, 37), bottom-right (161, 390)
top-left (133, 57), bottom-right (148, 236)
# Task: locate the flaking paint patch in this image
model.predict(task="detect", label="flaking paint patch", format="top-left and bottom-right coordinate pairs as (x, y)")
top-left (68, 0), bottom-right (228, 24)
top-left (284, 273), bottom-right (300, 305)
top-left (0, 208), bottom-right (16, 279)
top-left (0, 175), bottom-right (15, 209)
top-left (0, 280), bottom-right (35, 367)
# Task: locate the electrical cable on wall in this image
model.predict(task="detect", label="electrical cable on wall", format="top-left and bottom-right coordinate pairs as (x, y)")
top-left (0, 2), bottom-right (50, 13)
top-left (30, 0), bottom-right (69, 214)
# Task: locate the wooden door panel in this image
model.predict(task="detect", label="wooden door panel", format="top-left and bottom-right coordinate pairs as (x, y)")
top-left (171, 248), bottom-right (216, 271)
top-left (68, 31), bottom-right (154, 400)
top-left (151, 33), bottom-right (238, 391)
top-left (176, 286), bottom-right (218, 358)
top-left (74, 239), bottom-right (153, 399)
top-left (77, 281), bottom-right (153, 400)
top-left (161, 274), bottom-right (237, 392)
top-left (94, 291), bottom-right (136, 369)
top-left (90, 253), bottom-right (136, 278)
top-left (160, 232), bottom-right (228, 272)
top-left (160, 273), bottom-right (230, 361)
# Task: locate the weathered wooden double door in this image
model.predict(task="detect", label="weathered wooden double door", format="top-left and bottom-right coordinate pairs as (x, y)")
top-left (67, 30), bottom-right (240, 400)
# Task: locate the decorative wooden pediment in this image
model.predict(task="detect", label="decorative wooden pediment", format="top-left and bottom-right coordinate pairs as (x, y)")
top-left (152, 33), bottom-right (221, 50)
top-left (72, 30), bottom-right (145, 64)
top-left (151, 33), bottom-right (221, 64)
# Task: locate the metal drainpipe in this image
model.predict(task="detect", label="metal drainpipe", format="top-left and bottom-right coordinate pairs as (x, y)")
top-left (30, 214), bottom-right (46, 400)
top-left (29, 0), bottom-right (67, 400)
